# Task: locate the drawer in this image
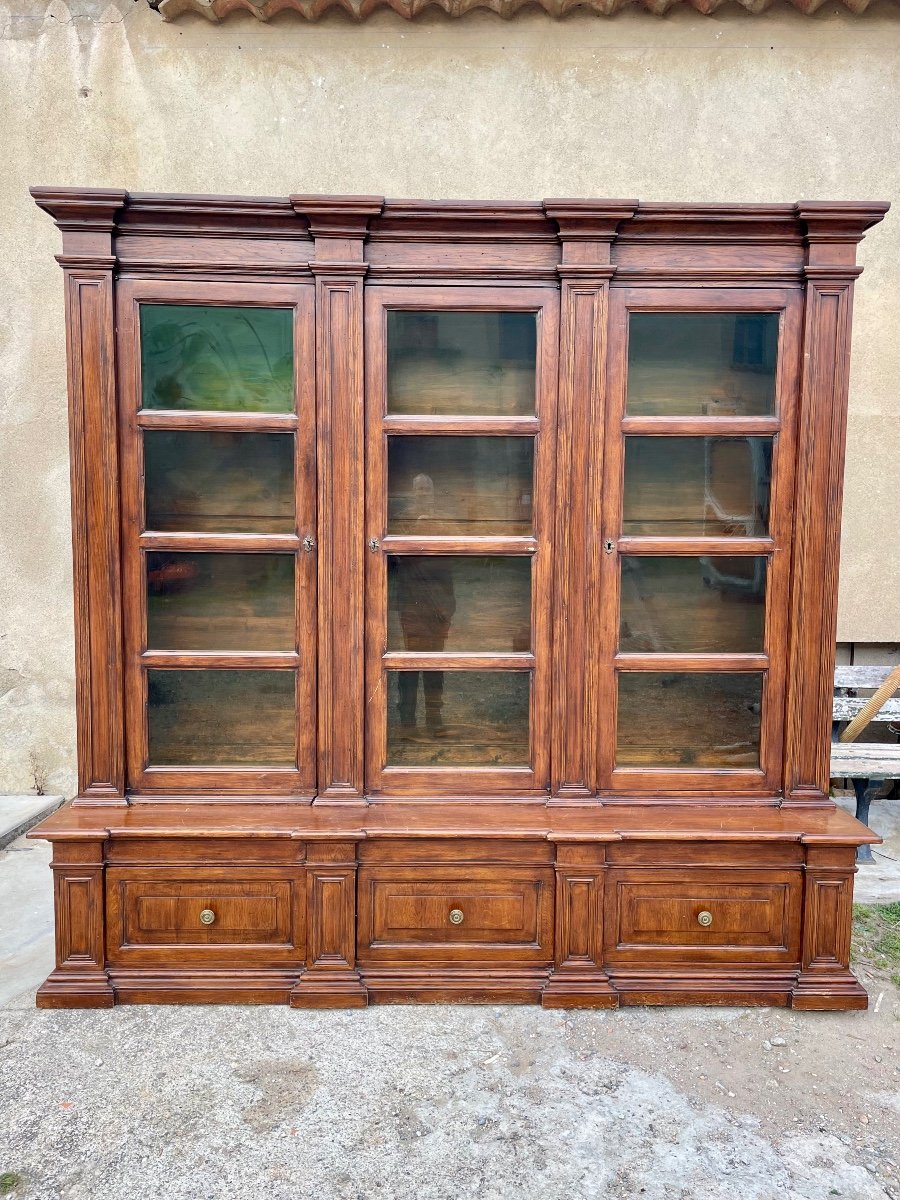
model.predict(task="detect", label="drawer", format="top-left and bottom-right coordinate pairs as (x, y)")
top-left (106, 869), bottom-right (304, 965)
top-left (358, 866), bottom-right (554, 963)
top-left (605, 870), bottom-right (802, 964)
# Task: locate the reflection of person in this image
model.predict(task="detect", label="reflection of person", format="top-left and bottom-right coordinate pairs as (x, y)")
top-left (395, 473), bottom-right (456, 738)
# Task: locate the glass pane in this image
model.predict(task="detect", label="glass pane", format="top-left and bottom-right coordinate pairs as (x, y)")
top-left (623, 437), bottom-right (772, 536)
top-left (387, 310), bottom-right (536, 415)
top-left (147, 670), bottom-right (296, 766)
top-left (620, 556), bottom-right (766, 653)
top-left (388, 556), bottom-right (531, 652)
top-left (387, 670), bottom-right (529, 766)
top-left (388, 437), bottom-right (534, 536)
top-left (627, 312), bottom-right (778, 416)
top-left (616, 672), bottom-right (762, 769)
top-left (144, 431), bottom-right (294, 533)
top-left (147, 553), bottom-right (295, 651)
top-left (141, 305), bottom-right (293, 412)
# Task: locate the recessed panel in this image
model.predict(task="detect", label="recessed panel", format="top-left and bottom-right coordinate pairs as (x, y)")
top-left (623, 437), bottom-right (772, 536)
top-left (144, 430), bottom-right (295, 533)
top-left (627, 312), bottom-right (778, 416)
top-left (619, 556), bottom-right (766, 653)
top-left (387, 437), bottom-right (534, 536)
top-left (386, 670), bottom-right (530, 766)
top-left (141, 304), bottom-right (293, 412)
top-left (146, 553), bottom-right (295, 651)
top-left (387, 310), bottom-right (537, 415)
top-left (387, 556), bottom-right (531, 652)
top-left (616, 672), bottom-right (762, 769)
top-left (147, 669), bottom-right (296, 766)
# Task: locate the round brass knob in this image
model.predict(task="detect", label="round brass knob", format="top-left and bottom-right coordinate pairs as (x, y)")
top-left (199, 908), bottom-right (216, 926)
top-left (448, 908), bottom-right (464, 926)
top-left (697, 910), bottom-right (713, 928)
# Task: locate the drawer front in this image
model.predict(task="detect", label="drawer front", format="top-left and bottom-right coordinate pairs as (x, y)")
top-left (358, 866), bottom-right (554, 962)
top-left (605, 870), bottom-right (802, 963)
top-left (106, 869), bottom-right (304, 965)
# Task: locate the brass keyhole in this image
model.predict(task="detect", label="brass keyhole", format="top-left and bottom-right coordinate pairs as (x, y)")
top-left (199, 909), bottom-right (216, 926)
top-left (449, 909), bottom-right (464, 926)
top-left (697, 910), bottom-right (713, 928)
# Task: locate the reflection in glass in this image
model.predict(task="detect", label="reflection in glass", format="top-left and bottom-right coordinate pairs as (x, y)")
top-left (623, 437), bottom-right (772, 536)
top-left (616, 672), bottom-right (762, 768)
top-left (144, 430), bottom-right (295, 533)
top-left (387, 670), bottom-right (530, 766)
top-left (147, 670), bottom-right (296, 766)
top-left (619, 556), bottom-right (766, 653)
top-left (388, 556), bottom-right (531, 652)
top-left (141, 305), bottom-right (293, 412)
top-left (147, 553), bottom-right (295, 652)
top-left (388, 437), bottom-right (534, 536)
top-left (627, 312), bottom-right (778, 416)
top-left (387, 310), bottom-right (537, 415)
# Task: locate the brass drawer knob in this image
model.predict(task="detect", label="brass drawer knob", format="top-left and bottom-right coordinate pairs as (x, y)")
top-left (199, 909), bottom-right (216, 926)
top-left (448, 908), bottom-right (464, 926)
top-left (697, 910), bottom-right (713, 928)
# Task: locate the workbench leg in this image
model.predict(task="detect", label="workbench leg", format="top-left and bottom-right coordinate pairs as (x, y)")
top-left (852, 778), bottom-right (876, 864)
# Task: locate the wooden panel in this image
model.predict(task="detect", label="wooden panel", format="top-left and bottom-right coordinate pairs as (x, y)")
top-left (316, 276), bottom-right (366, 798)
top-left (68, 271), bottom-right (126, 803)
top-left (358, 865), bottom-right (554, 961)
top-left (551, 281), bottom-right (607, 797)
top-left (106, 868), bottom-right (304, 964)
top-left (605, 869), bottom-right (801, 962)
top-left (784, 283), bottom-right (855, 803)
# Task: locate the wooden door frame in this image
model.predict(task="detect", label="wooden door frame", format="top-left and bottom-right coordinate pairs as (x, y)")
top-left (116, 277), bottom-right (318, 799)
top-left (363, 284), bottom-right (559, 798)
top-left (598, 286), bottom-right (803, 797)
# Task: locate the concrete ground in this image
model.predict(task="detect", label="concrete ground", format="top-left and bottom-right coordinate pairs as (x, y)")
top-left (1, 809), bottom-right (899, 1200)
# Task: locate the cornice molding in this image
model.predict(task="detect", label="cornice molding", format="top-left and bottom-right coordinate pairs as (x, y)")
top-left (30, 186), bottom-right (127, 231)
top-left (292, 195), bottom-right (384, 240)
top-left (797, 201), bottom-right (892, 244)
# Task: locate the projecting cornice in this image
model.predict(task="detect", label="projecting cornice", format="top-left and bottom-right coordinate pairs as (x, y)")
top-left (154, 0), bottom-right (898, 20)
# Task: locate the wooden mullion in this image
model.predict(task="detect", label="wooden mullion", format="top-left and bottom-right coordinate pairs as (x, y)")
top-left (141, 651), bottom-right (300, 670)
top-left (383, 416), bottom-right (540, 436)
top-left (383, 652), bottom-right (535, 671)
top-left (615, 653), bottom-right (768, 673)
top-left (621, 416), bottom-right (780, 436)
top-left (382, 535), bottom-right (537, 556)
top-left (137, 410), bottom-right (298, 432)
top-left (617, 536), bottom-right (774, 556)
top-left (139, 532), bottom-right (301, 552)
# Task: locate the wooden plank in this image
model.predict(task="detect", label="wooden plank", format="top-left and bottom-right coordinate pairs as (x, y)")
top-left (830, 743), bottom-right (900, 779)
top-left (832, 697), bottom-right (900, 722)
top-left (834, 665), bottom-right (897, 689)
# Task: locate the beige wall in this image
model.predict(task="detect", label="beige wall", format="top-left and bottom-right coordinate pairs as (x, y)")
top-left (1, 0), bottom-right (898, 795)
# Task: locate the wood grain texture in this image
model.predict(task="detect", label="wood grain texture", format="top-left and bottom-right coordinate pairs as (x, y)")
top-left (32, 188), bottom-right (130, 805)
top-left (29, 190), bottom-right (888, 1011)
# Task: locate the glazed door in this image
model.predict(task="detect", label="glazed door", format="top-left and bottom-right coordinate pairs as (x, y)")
top-left (599, 289), bottom-right (802, 795)
top-left (365, 288), bottom-right (558, 796)
top-left (118, 281), bottom-right (317, 797)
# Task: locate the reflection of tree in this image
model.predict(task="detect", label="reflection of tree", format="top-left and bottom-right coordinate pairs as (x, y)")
top-left (142, 307), bottom-right (292, 413)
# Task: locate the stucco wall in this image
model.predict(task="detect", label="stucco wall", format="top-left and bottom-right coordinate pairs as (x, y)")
top-left (1, 0), bottom-right (898, 795)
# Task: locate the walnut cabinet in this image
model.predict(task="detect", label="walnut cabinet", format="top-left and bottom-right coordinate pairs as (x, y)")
top-left (28, 189), bottom-right (887, 1009)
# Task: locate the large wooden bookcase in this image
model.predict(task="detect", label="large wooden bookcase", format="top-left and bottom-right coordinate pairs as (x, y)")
top-left (29, 188), bottom-right (887, 1010)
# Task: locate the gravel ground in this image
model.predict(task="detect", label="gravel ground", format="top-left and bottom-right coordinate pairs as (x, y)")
top-left (1, 984), bottom-right (899, 1200)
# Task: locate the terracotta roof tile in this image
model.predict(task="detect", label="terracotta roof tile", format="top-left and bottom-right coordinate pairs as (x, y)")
top-left (155, 0), bottom-right (891, 20)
